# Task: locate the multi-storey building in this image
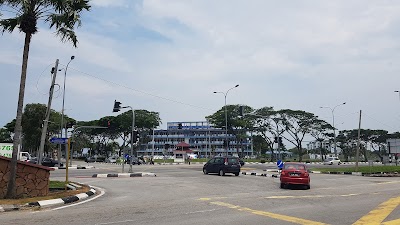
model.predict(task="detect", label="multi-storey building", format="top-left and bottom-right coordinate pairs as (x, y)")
top-left (138, 121), bottom-right (253, 157)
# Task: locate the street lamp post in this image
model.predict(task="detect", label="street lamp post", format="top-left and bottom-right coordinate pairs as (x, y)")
top-left (320, 102), bottom-right (346, 157)
top-left (60, 56), bottom-right (75, 165)
top-left (214, 84), bottom-right (239, 156)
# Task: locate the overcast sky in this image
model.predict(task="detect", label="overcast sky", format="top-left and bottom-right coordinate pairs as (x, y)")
top-left (1, 0), bottom-right (400, 137)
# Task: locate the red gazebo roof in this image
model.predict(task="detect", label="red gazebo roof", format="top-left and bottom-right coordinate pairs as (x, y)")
top-left (176, 142), bottom-right (190, 147)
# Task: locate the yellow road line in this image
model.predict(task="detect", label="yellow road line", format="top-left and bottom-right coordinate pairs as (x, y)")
top-left (209, 201), bottom-right (328, 225)
top-left (240, 167), bottom-right (257, 171)
top-left (352, 196), bottom-right (400, 225)
top-left (382, 218), bottom-right (400, 225)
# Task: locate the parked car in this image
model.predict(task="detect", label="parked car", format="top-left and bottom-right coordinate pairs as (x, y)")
top-left (203, 156), bottom-right (241, 176)
top-left (323, 157), bottom-right (341, 165)
top-left (42, 157), bottom-right (59, 167)
top-left (27, 157), bottom-right (38, 164)
top-left (28, 157), bottom-right (58, 167)
top-left (85, 157), bottom-right (96, 163)
top-left (126, 156), bottom-right (145, 165)
top-left (105, 156), bottom-right (118, 163)
top-left (280, 162), bottom-right (310, 189)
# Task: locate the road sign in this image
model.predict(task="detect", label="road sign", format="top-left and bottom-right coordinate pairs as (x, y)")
top-left (50, 137), bottom-right (68, 144)
top-left (277, 160), bottom-right (284, 169)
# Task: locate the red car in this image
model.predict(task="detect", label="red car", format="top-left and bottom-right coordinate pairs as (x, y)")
top-left (280, 162), bottom-right (310, 189)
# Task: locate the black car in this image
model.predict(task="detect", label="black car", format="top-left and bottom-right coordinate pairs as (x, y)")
top-left (42, 157), bottom-right (59, 167)
top-left (203, 156), bottom-right (241, 176)
top-left (28, 157), bottom-right (58, 167)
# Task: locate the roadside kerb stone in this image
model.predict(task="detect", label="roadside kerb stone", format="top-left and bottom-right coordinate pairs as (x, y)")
top-left (92, 172), bottom-right (156, 178)
top-left (0, 186), bottom-right (97, 213)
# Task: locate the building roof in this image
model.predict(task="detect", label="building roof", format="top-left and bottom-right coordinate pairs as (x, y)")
top-left (176, 142), bottom-right (190, 147)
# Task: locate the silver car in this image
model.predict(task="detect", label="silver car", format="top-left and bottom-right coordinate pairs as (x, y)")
top-left (323, 157), bottom-right (341, 165)
top-left (105, 156), bottom-right (118, 163)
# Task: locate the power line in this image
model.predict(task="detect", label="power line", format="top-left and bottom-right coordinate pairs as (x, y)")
top-left (62, 64), bottom-right (215, 112)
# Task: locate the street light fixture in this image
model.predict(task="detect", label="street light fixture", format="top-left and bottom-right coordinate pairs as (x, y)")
top-left (320, 102), bottom-right (346, 157)
top-left (395, 91), bottom-right (400, 101)
top-left (60, 56), bottom-right (75, 164)
top-left (213, 84), bottom-right (239, 156)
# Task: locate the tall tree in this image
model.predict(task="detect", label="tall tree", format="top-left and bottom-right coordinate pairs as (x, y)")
top-left (276, 109), bottom-right (318, 162)
top-left (0, 128), bottom-right (12, 143)
top-left (251, 107), bottom-right (277, 161)
top-left (206, 104), bottom-right (254, 156)
top-left (309, 119), bottom-right (334, 161)
top-left (0, 0), bottom-right (91, 199)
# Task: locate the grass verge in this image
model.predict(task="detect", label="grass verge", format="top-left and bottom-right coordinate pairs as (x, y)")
top-left (311, 165), bottom-right (400, 174)
top-left (0, 182), bottom-right (91, 206)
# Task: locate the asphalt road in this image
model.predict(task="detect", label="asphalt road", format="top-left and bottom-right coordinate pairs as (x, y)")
top-left (1, 162), bottom-right (400, 225)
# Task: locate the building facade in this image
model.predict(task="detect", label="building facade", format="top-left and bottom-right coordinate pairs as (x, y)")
top-left (138, 121), bottom-right (253, 157)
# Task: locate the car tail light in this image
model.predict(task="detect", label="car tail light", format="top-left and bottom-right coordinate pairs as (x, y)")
top-left (281, 171), bottom-right (286, 176)
top-left (302, 171), bottom-right (309, 177)
top-left (224, 158), bottom-right (228, 165)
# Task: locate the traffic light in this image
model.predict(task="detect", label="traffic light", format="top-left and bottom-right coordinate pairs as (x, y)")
top-left (107, 120), bottom-right (111, 127)
top-left (133, 130), bottom-right (140, 143)
top-left (66, 121), bottom-right (75, 128)
top-left (274, 137), bottom-right (278, 143)
top-left (113, 100), bottom-right (121, 112)
top-left (278, 137), bottom-right (283, 146)
top-left (178, 123), bottom-right (182, 129)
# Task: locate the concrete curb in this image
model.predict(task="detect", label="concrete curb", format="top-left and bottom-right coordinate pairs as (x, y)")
top-left (0, 186), bottom-right (97, 213)
top-left (51, 165), bottom-right (95, 170)
top-left (27, 188), bottom-right (96, 207)
top-left (241, 171), bottom-right (277, 178)
top-left (92, 172), bottom-right (157, 178)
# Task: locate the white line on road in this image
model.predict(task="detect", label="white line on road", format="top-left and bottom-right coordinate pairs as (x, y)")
top-left (185, 208), bottom-right (219, 214)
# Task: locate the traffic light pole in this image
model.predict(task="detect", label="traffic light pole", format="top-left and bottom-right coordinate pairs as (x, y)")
top-left (124, 106), bottom-right (135, 173)
top-left (113, 101), bottom-right (135, 173)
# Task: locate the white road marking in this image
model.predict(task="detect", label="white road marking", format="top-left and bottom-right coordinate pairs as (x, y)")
top-left (185, 208), bottom-right (218, 214)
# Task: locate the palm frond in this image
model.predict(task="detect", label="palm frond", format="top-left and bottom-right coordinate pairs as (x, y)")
top-left (0, 16), bottom-right (20, 33)
top-left (56, 26), bottom-right (77, 47)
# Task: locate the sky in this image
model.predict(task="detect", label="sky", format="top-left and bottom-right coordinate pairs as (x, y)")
top-left (1, 0), bottom-right (400, 139)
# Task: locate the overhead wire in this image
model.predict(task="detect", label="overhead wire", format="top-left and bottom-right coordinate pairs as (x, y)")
top-left (35, 63), bottom-right (57, 95)
top-left (63, 65), bottom-right (216, 112)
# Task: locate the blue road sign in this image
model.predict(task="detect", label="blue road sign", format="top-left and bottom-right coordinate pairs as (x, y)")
top-left (277, 160), bottom-right (284, 169)
top-left (50, 137), bottom-right (68, 144)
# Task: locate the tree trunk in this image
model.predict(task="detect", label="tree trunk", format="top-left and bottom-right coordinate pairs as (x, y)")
top-left (6, 32), bottom-right (32, 199)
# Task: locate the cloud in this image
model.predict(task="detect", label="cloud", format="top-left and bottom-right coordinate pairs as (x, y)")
top-left (2, 0), bottom-right (400, 135)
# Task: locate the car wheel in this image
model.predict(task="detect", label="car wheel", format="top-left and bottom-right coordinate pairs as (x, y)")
top-left (219, 169), bottom-right (225, 176)
top-left (203, 168), bottom-right (208, 175)
top-left (306, 184), bottom-right (311, 190)
top-left (234, 172), bottom-right (239, 176)
top-left (280, 183), bottom-right (285, 189)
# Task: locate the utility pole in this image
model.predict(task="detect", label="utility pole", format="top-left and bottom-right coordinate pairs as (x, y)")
top-left (38, 59), bottom-right (59, 165)
top-left (355, 110), bottom-right (362, 172)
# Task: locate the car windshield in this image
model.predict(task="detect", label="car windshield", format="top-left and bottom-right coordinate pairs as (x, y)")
top-left (284, 164), bottom-right (305, 170)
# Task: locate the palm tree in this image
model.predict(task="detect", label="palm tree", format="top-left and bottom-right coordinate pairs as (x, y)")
top-left (0, 0), bottom-right (90, 199)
